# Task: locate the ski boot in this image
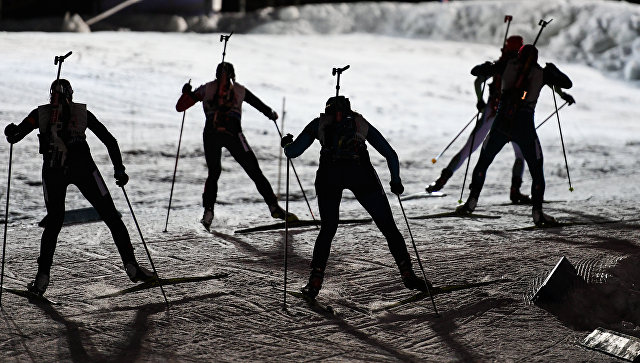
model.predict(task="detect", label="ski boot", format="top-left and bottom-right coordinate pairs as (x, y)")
top-left (426, 168), bottom-right (452, 193)
top-left (270, 204), bottom-right (299, 222)
top-left (125, 262), bottom-right (157, 283)
top-left (300, 267), bottom-right (324, 300)
top-left (510, 189), bottom-right (532, 204)
top-left (533, 208), bottom-right (558, 227)
top-left (455, 196), bottom-right (477, 216)
top-left (398, 261), bottom-right (432, 292)
top-left (27, 272), bottom-right (50, 296)
top-left (201, 207), bottom-right (214, 232)
top-left (510, 177), bottom-right (532, 204)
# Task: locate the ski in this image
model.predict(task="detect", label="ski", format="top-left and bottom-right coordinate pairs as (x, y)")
top-left (400, 191), bottom-right (447, 201)
top-left (2, 287), bottom-right (61, 305)
top-left (96, 273), bottom-right (229, 299)
top-left (494, 199), bottom-right (565, 207)
top-left (372, 278), bottom-right (511, 312)
top-left (409, 211), bottom-right (501, 220)
top-left (234, 218), bottom-right (372, 234)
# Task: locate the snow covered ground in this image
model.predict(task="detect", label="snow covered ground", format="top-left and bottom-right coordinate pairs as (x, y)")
top-left (1, 1), bottom-right (640, 361)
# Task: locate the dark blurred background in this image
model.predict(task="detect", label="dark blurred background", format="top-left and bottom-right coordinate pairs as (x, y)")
top-left (0, 0), bottom-right (443, 18)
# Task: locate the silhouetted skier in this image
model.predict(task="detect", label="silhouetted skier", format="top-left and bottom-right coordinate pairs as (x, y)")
top-left (4, 79), bottom-right (155, 296)
top-left (282, 96), bottom-right (430, 299)
top-left (457, 44), bottom-right (575, 226)
top-left (176, 62), bottom-right (297, 231)
top-left (426, 35), bottom-right (533, 203)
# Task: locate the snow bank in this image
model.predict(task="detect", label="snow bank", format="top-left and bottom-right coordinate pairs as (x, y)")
top-left (244, 0), bottom-right (640, 81)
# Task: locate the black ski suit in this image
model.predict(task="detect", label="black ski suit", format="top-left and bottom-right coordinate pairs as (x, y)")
top-left (284, 112), bottom-right (412, 272)
top-left (468, 60), bottom-right (573, 210)
top-left (176, 79), bottom-right (279, 211)
top-left (6, 103), bottom-right (136, 277)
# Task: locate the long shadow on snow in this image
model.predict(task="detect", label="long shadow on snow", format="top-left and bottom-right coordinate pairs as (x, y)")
top-left (1, 308), bottom-right (40, 361)
top-left (211, 230), bottom-right (310, 275)
top-left (285, 306), bottom-right (422, 362)
top-left (377, 297), bottom-right (516, 361)
top-left (33, 292), bottom-right (226, 362)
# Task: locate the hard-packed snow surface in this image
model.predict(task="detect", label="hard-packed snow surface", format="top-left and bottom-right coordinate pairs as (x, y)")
top-left (1, 2), bottom-right (640, 361)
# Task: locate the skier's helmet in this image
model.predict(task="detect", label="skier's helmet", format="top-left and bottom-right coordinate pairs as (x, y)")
top-left (325, 96), bottom-right (351, 117)
top-left (50, 79), bottom-right (73, 103)
top-left (502, 35), bottom-right (523, 56)
top-left (216, 62), bottom-right (236, 82)
top-left (518, 44), bottom-right (538, 64)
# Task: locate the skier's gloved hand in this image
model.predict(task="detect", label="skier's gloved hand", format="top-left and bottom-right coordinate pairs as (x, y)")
top-left (4, 123), bottom-right (20, 144)
top-left (268, 109), bottom-right (278, 121)
top-left (390, 180), bottom-right (404, 195)
top-left (114, 168), bottom-right (129, 187)
top-left (182, 83), bottom-right (192, 94)
top-left (476, 99), bottom-right (486, 112)
top-left (561, 93), bottom-right (575, 105)
top-left (281, 133), bottom-right (293, 148)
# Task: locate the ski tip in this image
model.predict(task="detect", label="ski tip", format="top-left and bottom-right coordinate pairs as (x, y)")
top-left (431, 158), bottom-right (437, 164)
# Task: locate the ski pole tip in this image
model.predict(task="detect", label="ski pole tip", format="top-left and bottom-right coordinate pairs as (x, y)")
top-left (457, 199), bottom-right (463, 204)
top-left (431, 158), bottom-right (437, 164)
top-left (569, 187), bottom-right (574, 192)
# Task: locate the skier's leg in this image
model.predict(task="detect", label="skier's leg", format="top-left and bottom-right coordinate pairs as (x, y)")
top-left (31, 168), bottom-right (67, 294)
top-left (74, 167), bottom-right (136, 266)
top-left (203, 132), bottom-right (223, 210)
top-left (427, 112), bottom-right (494, 193)
top-left (226, 132), bottom-right (290, 218)
top-left (445, 113), bottom-right (494, 173)
top-left (75, 166), bottom-right (155, 281)
top-left (510, 143), bottom-right (531, 203)
top-left (458, 129), bottom-right (510, 213)
top-left (302, 173), bottom-right (342, 298)
top-left (351, 166), bottom-right (430, 291)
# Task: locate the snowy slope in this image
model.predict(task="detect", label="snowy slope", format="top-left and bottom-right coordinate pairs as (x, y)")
top-left (0, 2), bottom-right (639, 362)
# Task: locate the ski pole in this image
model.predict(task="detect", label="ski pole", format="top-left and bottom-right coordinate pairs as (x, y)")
top-left (551, 88), bottom-right (574, 192)
top-left (458, 81), bottom-right (486, 204)
top-left (283, 158), bottom-right (290, 310)
top-left (0, 144), bottom-right (13, 307)
top-left (535, 101), bottom-right (568, 130)
top-left (397, 195), bottom-right (438, 316)
top-left (276, 97), bottom-right (285, 199)
top-left (220, 32), bottom-right (233, 63)
top-left (502, 15), bottom-right (513, 47)
top-left (272, 121), bottom-right (318, 227)
top-left (121, 186), bottom-right (169, 308)
top-left (164, 80), bottom-right (190, 233)
top-left (533, 19), bottom-right (553, 46)
top-left (431, 112), bottom-right (478, 164)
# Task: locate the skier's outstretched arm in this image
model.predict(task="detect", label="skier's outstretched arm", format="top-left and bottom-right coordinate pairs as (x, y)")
top-left (283, 119), bottom-right (318, 159)
top-left (176, 83), bottom-right (202, 112)
top-left (4, 109), bottom-right (38, 144)
top-left (366, 123), bottom-right (400, 184)
top-left (87, 111), bottom-right (125, 172)
top-left (244, 89), bottom-right (278, 121)
top-left (544, 63), bottom-right (575, 105)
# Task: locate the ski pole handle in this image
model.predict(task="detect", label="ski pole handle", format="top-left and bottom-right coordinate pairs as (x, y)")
top-left (332, 65), bottom-right (350, 76)
top-left (54, 51), bottom-right (72, 65)
top-left (533, 19), bottom-right (553, 46)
